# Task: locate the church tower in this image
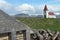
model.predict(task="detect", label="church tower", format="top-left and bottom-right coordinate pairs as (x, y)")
top-left (43, 5), bottom-right (48, 18)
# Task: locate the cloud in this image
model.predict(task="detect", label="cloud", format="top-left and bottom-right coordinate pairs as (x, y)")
top-left (0, 0), bottom-right (12, 10)
top-left (15, 4), bottom-right (60, 15)
top-left (0, 0), bottom-right (17, 15)
top-left (38, 5), bottom-right (60, 15)
top-left (0, 0), bottom-right (60, 15)
top-left (15, 4), bottom-right (36, 14)
top-left (39, 5), bottom-right (60, 11)
top-left (47, 5), bottom-right (60, 12)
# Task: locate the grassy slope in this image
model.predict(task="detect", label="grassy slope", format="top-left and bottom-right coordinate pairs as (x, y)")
top-left (17, 17), bottom-right (60, 31)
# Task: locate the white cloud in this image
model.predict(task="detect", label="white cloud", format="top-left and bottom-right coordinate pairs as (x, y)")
top-left (15, 4), bottom-right (36, 14)
top-left (0, 0), bottom-right (17, 15)
top-left (47, 5), bottom-right (60, 11)
top-left (38, 5), bottom-right (60, 15)
top-left (0, 0), bottom-right (12, 10)
top-left (39, 5), bottom-right (60, 12)
top-left (15, 4), bottom-right (60, 15)
top-left (0, 0), bottom-right (60, 15)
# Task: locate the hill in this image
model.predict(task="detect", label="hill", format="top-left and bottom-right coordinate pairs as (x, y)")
top-left (16, 17), bottom-right (60, 31)
top-left (15, 14), bottom-right (43, 18)
top-left (15, 13), bottom-right (29, 17)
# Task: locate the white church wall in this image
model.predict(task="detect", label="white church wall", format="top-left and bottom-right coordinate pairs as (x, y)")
top-left (46, 11), bottom-right (49, 18)
top-left (48, 15), bottom-right (56, 18)
top-left (46, 11), bottom-right (56, 18)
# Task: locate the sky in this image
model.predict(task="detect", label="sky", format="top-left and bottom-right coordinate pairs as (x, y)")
top-left (0, 0), bottom-right (60, 15)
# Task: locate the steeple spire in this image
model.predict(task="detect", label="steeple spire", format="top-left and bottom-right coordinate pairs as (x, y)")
top-left (44, 5), bottom-right (48, 11)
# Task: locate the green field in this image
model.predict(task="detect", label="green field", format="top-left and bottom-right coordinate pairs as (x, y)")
top-left (17, 17), bottom-right (60, 31)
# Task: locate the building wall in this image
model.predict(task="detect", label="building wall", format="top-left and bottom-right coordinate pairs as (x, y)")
top-left (46, 11), bottom-right (49, 18)
top-left (46, 11), bottom-right (56, 18)
top-left (48, 15), bottom-right (56, 18)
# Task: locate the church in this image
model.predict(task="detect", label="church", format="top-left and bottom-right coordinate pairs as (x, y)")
top-left (43, 5), bottom-right (56, 18)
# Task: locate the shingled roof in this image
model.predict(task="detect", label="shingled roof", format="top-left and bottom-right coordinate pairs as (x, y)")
top-left (0, 10), bottom-right (30, 33)
top-left (48, 12), bottom-right (55, 15)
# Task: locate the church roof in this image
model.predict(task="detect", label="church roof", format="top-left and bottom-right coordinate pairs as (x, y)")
top-left (44, 5), bottom-right (48, 11)
top-left (0, 10), bottom-right (30, 33)
top-left (48, 12), bottom-right (55, 15)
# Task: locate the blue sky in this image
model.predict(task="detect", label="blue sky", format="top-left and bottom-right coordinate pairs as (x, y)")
top-left (0, 0), bottom-right (60, 15)
top-left (5, 0), bottom-right (60, 6)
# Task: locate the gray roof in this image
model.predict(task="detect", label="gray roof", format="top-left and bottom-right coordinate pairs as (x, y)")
top-left (0, 10), bottom-right (30, 33)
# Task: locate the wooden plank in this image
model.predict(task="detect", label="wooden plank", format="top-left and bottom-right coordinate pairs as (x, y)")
top-left (16, 33), bottom-right (24, 40)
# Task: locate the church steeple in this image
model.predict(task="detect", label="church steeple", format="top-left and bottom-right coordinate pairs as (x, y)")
top-left (44, 5), bottom-right (48, 11)
top-left (43, 5), bottom-right (48, 18)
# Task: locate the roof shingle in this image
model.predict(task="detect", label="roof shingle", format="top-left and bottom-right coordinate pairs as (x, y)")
top-left (0, 10), bottom-right (30, 33)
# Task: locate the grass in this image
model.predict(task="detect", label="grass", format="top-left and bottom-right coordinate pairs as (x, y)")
top-left (16, 17), bottom-right (60, 31)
